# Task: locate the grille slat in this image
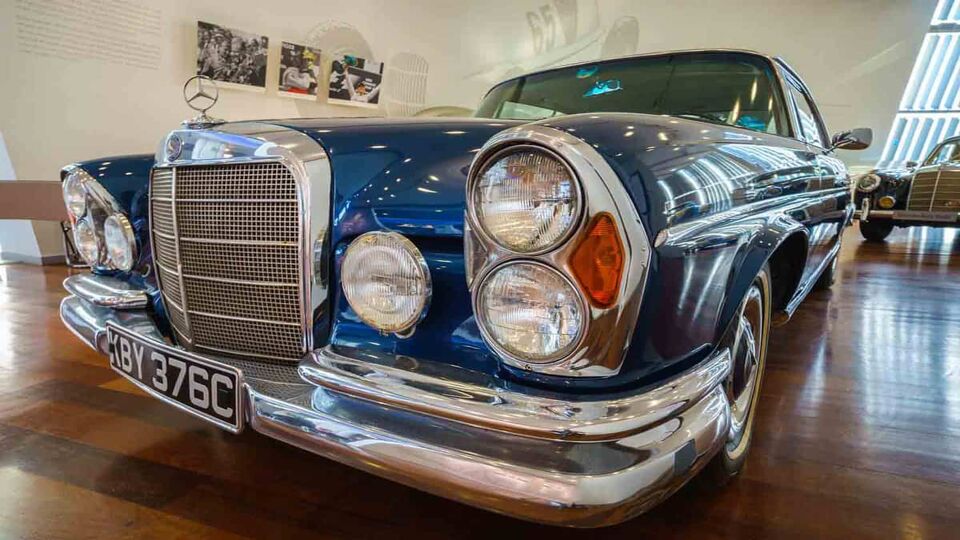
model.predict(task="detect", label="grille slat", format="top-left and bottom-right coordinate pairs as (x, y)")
top-left (150, 163), bottom-right (304, 361)
top-left (908, 170), bottom-right (960, 211)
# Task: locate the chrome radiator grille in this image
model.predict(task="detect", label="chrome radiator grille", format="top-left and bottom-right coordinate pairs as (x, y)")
top-left (907, 169), bottom-right (960, 211)
top-left (150, 163), bottom-right (305, 361)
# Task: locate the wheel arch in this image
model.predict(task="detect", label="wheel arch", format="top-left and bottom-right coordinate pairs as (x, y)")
top-left (717, 221), bottom-right (808, 344)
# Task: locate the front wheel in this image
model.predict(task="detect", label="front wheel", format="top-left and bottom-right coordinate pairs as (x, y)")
top-left (859, 220), bottom-right (893, 242)
top-left (704, 264), bottom-right (771, 486)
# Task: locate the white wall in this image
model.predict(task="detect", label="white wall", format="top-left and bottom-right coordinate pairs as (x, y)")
top-left (0, 0), bottom-right (934, 261)
top-left (451, 0), bottom-right (935, 169)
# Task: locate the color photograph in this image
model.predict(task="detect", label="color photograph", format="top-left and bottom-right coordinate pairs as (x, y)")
top-left (328, 55), bottom-right (383, 107)
top-left (279, 41), bottom-right (321, 98)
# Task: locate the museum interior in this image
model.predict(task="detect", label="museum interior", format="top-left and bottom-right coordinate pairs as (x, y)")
top-left (1, 0), bottom-right (959, 537)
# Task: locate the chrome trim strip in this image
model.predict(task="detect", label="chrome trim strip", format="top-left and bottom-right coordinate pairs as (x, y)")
top-left (180, 273), bottom-right (300, 288)
top-left (170, 167), bottom-right (194, 343)
top-left (187, 309), bottom-right (301, 327)
top-left (178, 237), bottom-right (298, 247)
top-left (859, 209), bottom-right (959, 222)
top-left (931, 166), bottom-right (944, 212)
top-left (301, 345), bottom-right (731, 442)
top-left (153, 261), bottom-right (179, 275)
top-left (194, 344), bottom-right (296, 363)
top-left (159, 198), bottom-right (297, 203)
top-left (62, 274), bottom-right (149, 310)
top-left (164, 297), bottom-right (185, 312)
top-left (465, 124), bottom-right (652, 377)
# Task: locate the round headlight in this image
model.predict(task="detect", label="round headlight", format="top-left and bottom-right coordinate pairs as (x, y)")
top-left (477, 261), bottom-right (584, 363)
top-left (857, 173), bottom-right (881, 193)
top-left (104, 214), bottom-right (137, 271)
top-left (472, 147), bottom-right (581, 253)
top-left (341, 231), bottom-right (431, 335)
top-left (74, 217), bottom-right (100, 265)
top-left (63, 170), bottom-right (87, 219)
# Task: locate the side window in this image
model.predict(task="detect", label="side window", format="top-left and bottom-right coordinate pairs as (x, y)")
top-left (927, 143), bottom-right (959, 165)
top-left (787, 83), bottom-right (826, 147)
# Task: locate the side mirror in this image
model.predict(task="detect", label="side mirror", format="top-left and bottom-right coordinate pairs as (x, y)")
top-left (905, 161), bottom-right (919, 169)
top-left (830, 127), bottom-right (873, 151)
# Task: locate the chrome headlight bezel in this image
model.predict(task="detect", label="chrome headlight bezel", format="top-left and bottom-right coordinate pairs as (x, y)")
top-left (62, 170), bottom-right (88, 219)
top-left (465, 126), bottom-right (652, 378)
top-left (104, 213), bottom-right (138, 271)
top-left (468, 144), bottom-right (584, 255)
top-left (475, 259), bottom-right (587, 365)
top-left (856, 173), bottom-right (882, 193)
top-left (341, 231), bottom-right (432, 336)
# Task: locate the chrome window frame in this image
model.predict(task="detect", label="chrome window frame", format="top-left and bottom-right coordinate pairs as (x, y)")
top-left (152, 122), bottom-right (331, 355)
top-left (465, 124), bottom-right (651, 378)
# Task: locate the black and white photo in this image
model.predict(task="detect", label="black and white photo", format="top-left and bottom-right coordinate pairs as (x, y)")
top-left (328, 55), bottom-right (383, 107)
top-left (197, 21), bottom-right (268, 90)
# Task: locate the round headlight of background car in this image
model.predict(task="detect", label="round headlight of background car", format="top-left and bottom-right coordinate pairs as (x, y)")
top-left (856, 173), bottom-right (881, 193)
top-left (472, 146), bottom-right (581, 253)
top-left (477, 261), bottom-right (585, 363)
top-left (73, 217), bottom-right (100, 265)
top-left (104, 214), bottom-right (137, 271)
top-left (62, 170), bottom-right (87, 219)
top-left (341, 231), bottom-right (431, 335)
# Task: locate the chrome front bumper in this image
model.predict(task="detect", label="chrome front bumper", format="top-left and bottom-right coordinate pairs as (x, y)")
top-left (61, 274), bottom-right (732, 527)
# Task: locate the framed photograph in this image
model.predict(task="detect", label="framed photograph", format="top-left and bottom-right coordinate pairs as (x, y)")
top-left (279, 41), bottom-right (322, 99)
top-left (196, 21), bottom-right (268, 91)
top-left (328, 55), bottom-right (383, 108)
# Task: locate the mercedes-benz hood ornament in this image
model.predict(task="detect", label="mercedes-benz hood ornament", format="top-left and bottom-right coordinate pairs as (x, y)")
top-left (182, 75), bottom-right (225, 129)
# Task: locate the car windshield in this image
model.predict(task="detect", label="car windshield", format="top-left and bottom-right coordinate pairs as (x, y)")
top-left (924, 140), bottom-right (960, 166)
top-left (475, 52), bottom-right (788, 136)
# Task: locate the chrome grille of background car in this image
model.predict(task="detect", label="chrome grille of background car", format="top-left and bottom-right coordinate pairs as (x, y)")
top-left (150, 163), bottom-right (305, 361)
top-left (907, 169), bottom-right (960, 211)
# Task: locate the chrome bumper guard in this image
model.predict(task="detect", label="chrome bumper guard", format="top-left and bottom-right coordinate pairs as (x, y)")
top-left (60, 275), bottom-right (732, 527)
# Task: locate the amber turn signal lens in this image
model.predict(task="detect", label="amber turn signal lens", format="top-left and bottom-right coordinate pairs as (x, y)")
top-left (878, 195), bottom-right (896, 209)
top-left (570, 213), bottom-right (624, 308)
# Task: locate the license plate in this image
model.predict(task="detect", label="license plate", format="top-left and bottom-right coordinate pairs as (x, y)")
top-left (106, 323), bottom-right (243, 433)
top-left (893, 210), bottom-right (959, 222)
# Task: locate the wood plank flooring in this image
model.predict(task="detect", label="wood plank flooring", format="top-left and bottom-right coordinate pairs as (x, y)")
top-left (0, 223), bottom-right (958, 539)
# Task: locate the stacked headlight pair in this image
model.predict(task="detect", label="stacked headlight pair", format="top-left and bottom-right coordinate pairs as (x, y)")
top-left (470, 147), bottom-right (586, 363)
top-left (61, 166), bottom-right (137, 271)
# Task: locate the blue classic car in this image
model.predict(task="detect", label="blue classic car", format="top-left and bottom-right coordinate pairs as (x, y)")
top-left (855, 135), bottom-right (960, 241)
top-left (59, 50), bottom-right (870, 527)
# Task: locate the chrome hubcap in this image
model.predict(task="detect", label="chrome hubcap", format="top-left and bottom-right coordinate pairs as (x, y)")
top-left (726, 283), bottom-right (765, 458)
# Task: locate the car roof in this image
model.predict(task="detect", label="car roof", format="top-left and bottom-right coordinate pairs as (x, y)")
top-left (493, 48), bottom-right (780, 88)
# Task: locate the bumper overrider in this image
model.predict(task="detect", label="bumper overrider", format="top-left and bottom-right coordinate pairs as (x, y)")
top-left (61, 274), bottom-right (731, 527)
top-left (856, 198), bottom-right (960, 224)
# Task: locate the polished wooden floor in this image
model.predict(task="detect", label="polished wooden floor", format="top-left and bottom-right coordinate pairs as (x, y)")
top-left (1, 224), bottom-right (958, 539)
